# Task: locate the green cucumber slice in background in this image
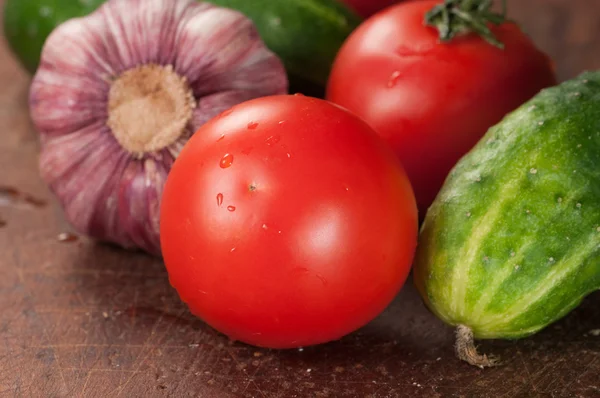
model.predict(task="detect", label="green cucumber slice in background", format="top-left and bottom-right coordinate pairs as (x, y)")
top-left (205, 0), bottom-right (362, 95)
top-left (3, 0), bottom-right (362, 96)
top-left (3, 0), bottom-right (105, 74)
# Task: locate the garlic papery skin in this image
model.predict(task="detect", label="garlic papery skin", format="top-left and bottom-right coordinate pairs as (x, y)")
top-left (29, 0), bottom-right (288, 256)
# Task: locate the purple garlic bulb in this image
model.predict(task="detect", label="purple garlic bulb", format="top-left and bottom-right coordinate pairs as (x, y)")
top-left (29, 0), bottom-right (288, 256)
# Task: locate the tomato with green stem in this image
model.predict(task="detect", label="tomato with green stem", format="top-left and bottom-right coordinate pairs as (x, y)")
top-left (326, 0), bottom-right (557, 215)
top-left (160, 95), bottom-right (418, 349)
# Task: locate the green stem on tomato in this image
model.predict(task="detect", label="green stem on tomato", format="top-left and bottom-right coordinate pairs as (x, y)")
top-left (424, 0), bottom-right (509, 49)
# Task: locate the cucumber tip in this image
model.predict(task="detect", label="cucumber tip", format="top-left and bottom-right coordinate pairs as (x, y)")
top-left (455, 325), bottom-right (501, 369)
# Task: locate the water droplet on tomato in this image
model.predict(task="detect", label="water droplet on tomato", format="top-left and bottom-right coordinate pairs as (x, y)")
top-left (216, 193), bottom-right (224, 207)
top-left (220, 109), bottom-right (233, 118)
top-left (220, 153), bottom-right (233, 168)
top-left (294, 93), bottom-right (304, 97)
top-left (265, 135), bottom-right (281, 146)
top-left (247, 121), bottom-right (259, 130)
top-left (278, 121), bottom-right (286, 126)
top-left (227, 205), bottom-right (236, 212)
top-left (217, 135), bottom-right (225, 142)
top-left (387, 71), bottom-right (402, 88)
top-left (286, 153), bottom-right (291, 158)
top-left (262, 224), bottom-right (268, 230)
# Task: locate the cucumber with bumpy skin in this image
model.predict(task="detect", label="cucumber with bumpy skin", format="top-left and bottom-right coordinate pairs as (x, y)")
top-left (413, 70), bottom-right (600, 368)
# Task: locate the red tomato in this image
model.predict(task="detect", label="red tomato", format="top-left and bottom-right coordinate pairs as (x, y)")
top-left (341, 0), bottom-right (401, 17)
top-left (160, 95), bottom-right (418, 349)
top-left (326, 0), bottom-right (557, 214)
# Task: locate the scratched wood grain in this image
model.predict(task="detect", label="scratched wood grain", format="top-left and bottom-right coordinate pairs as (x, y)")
top-left (1, 0), bottom-right (600, 397)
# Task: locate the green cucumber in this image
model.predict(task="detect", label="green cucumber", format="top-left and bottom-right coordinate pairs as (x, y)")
top-left (413, 70), bottom-right (600, 367)
top-left (205, 0), bottom-right (362, 95)
top-left (3, 0), bottom-right (104, 73)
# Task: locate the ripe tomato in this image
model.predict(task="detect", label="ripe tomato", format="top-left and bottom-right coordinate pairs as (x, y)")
top-left (340, 0), bottom-right (401, 17)
top-left (326, 0), bottom-right (557, 215)
top-left (160, 95), bottom-right (418, 349)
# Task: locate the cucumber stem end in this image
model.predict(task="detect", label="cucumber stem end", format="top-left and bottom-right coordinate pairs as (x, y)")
top-left (455, 325), bottom-right (500, 368)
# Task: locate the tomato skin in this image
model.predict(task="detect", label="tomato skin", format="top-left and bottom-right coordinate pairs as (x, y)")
top-left (160, 95), bottom-right (418, 349)
top-left (326, 0), bottom-right (557, 214)
top-left (340, 0), bottom-right (401, 17)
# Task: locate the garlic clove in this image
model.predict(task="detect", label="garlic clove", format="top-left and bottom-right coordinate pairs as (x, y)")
top-left (117, 158), bottom-right (172, 254)
top-left (29, 66), bottom-right (109, 135)
top-left (29, 0), bottom-right (288, 256)
top-left (174, 8), bottom-right (282, 95)
top-left (44, 131), bottom-right (128, 243)
top-left (87, 151), bottom-right (134, 250)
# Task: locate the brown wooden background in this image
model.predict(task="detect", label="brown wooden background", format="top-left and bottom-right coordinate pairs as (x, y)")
top-left (1, 0), bottom-right (600, 397)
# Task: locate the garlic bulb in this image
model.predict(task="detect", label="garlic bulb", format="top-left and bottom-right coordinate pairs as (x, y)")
top-left (29, 0), bottom-right (288, 256)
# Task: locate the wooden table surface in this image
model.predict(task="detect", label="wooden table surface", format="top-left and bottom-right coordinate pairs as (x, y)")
top-left (1, 1), bottom-right (600, 397)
